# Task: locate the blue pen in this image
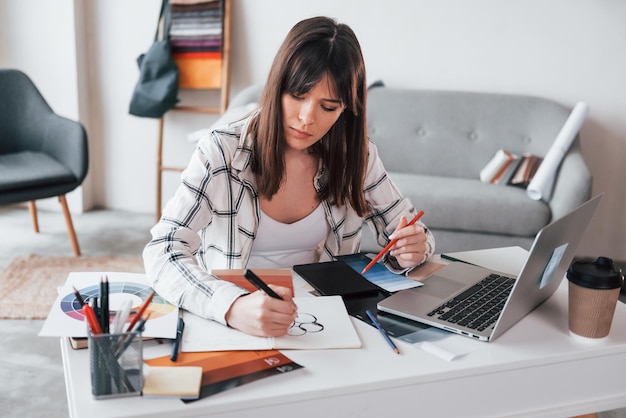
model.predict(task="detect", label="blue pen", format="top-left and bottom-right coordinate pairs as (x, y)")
top-left (366, 309), bottom-right (400, 354)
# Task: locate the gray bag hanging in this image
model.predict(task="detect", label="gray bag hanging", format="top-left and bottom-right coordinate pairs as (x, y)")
top-left (129, 0), bottom-right (179, 118)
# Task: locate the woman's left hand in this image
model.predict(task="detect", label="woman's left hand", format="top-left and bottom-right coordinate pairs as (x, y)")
top-left (388, 216), bottom-right (428, 269)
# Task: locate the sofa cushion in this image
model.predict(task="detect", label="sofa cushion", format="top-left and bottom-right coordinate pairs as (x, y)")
top-left (388, 172), bottom-right (550, 236)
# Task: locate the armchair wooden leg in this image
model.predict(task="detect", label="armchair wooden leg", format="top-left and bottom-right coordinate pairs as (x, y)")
top-left (28, 200), bottom-right (40, 233)
top-left (58, 195), bottom-right (81, 256)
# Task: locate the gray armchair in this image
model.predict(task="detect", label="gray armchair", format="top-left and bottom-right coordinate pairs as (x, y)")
top-left (0, 69), bottom-right (88, 256)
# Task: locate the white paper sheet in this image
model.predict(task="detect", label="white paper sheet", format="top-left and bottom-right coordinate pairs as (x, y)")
top-left (38, 272), bottom-right (178, 339)
top-left (181, 296), bottom-right (362, 352)
top-left (398, 327), bottom-right (480, 361)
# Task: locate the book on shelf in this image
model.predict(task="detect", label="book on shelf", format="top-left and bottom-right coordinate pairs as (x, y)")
top-left (510, 154), bottom-right (543, 187)
top-left (480, 149), bottom-right (543, 188)
top-left (480, 149), bottom-right (517, 184)
top-left (493, 154), bottom-right (522, 186)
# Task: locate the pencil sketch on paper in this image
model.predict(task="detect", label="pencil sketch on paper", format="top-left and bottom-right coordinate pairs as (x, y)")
top-left (180, 295), bottom-right (362, 351)
top-left (288, 312), bottom-right (325, 336)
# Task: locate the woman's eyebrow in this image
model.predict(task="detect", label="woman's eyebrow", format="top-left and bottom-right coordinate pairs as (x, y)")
top-left (322, 97), bottom-right (343, 104)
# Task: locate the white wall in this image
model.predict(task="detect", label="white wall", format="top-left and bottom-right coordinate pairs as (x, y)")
top-left (0, 0), bottom-right (86, 212)
top-left (1, 0), bottom-right (625, 260)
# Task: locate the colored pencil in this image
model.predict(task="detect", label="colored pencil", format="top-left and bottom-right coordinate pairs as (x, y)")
top-left (72, 286), bottom-right (86, 307)
top-left (126, 290), bottom-right (156, 332)
top-left (102, 276), bottom-right (110, 333)
top-left (360, 210), bottom-right (425, 275)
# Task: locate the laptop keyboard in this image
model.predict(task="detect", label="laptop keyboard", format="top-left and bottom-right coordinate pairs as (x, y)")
top-left (427, 274), bottom-right (516, 332)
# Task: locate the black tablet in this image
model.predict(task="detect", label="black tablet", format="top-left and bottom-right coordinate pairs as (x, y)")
top-left (293, 260), bottom-right (387, 298)
top-left (294, 260), bottom-right (428, 336)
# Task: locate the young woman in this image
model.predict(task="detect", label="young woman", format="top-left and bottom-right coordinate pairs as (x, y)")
top-left (143, 16), bottom-right (435, 337)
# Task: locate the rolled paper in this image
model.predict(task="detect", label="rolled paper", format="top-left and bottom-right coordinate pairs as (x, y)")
top-left (526, 102), bottom-right (589, 201)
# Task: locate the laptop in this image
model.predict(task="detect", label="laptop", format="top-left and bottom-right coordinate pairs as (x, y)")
top-left (377, 194), bottom-right (602, 342)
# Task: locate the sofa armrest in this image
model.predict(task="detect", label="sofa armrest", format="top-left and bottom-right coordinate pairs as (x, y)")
top-left (229, 84), bottom-right (263, 108)
top-left (547, 138), bottom-right (592, 222)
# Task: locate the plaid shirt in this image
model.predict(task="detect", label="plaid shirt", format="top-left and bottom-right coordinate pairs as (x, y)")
top-left (143, 115), bottom-right (435, 324)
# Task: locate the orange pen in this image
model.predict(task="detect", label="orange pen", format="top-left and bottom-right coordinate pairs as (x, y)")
top-left (126, 290), bottom-right (156, 332)
top-left (361, 210), bottom-right (425, 275)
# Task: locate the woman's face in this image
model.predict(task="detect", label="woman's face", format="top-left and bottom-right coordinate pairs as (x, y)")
top-left (281, 74), bottom-right (345, 152)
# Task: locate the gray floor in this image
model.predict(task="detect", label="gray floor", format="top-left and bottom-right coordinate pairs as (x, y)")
top-left (0, 204), bottom-right (624, 417)
top-left (0, 205), bottom-right (154, 418)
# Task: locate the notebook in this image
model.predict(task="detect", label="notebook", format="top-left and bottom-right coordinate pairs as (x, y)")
top-left (377, 194), bottom-right (602, 342)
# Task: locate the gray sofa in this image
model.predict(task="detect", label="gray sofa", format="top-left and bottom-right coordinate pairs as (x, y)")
top-left (225, 85), bottom-right (592, 254)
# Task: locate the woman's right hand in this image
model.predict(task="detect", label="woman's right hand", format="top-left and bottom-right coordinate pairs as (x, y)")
top-left (225, 285), bottom-right (298, 337)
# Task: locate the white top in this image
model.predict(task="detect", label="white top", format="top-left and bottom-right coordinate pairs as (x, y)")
top-left (248, 204), bottom-right (328, 268)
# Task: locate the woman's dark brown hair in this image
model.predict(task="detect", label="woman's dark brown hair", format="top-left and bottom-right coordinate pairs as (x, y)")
top-left (250, 16), bottom-right (369, 216)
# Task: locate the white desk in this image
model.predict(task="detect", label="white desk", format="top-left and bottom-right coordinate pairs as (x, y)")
top-left (61, 248), bottom-right (626, 417)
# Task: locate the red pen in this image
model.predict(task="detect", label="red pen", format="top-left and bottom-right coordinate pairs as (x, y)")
top-left (82, 304), bottom-right (103, 335)
top-left (361, 210), bottom-right (425, 275)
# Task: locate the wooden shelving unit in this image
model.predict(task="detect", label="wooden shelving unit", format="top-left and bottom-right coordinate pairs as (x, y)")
top-left (155, 0), bottom-right (231, 221)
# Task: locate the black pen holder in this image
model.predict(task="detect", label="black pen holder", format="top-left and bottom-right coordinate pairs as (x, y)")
top-left (89, 331), bottom-right (143, 399)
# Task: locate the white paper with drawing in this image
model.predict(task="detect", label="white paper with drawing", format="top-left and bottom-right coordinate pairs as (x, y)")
top-left (181, 295), bottom-right (361, 352)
